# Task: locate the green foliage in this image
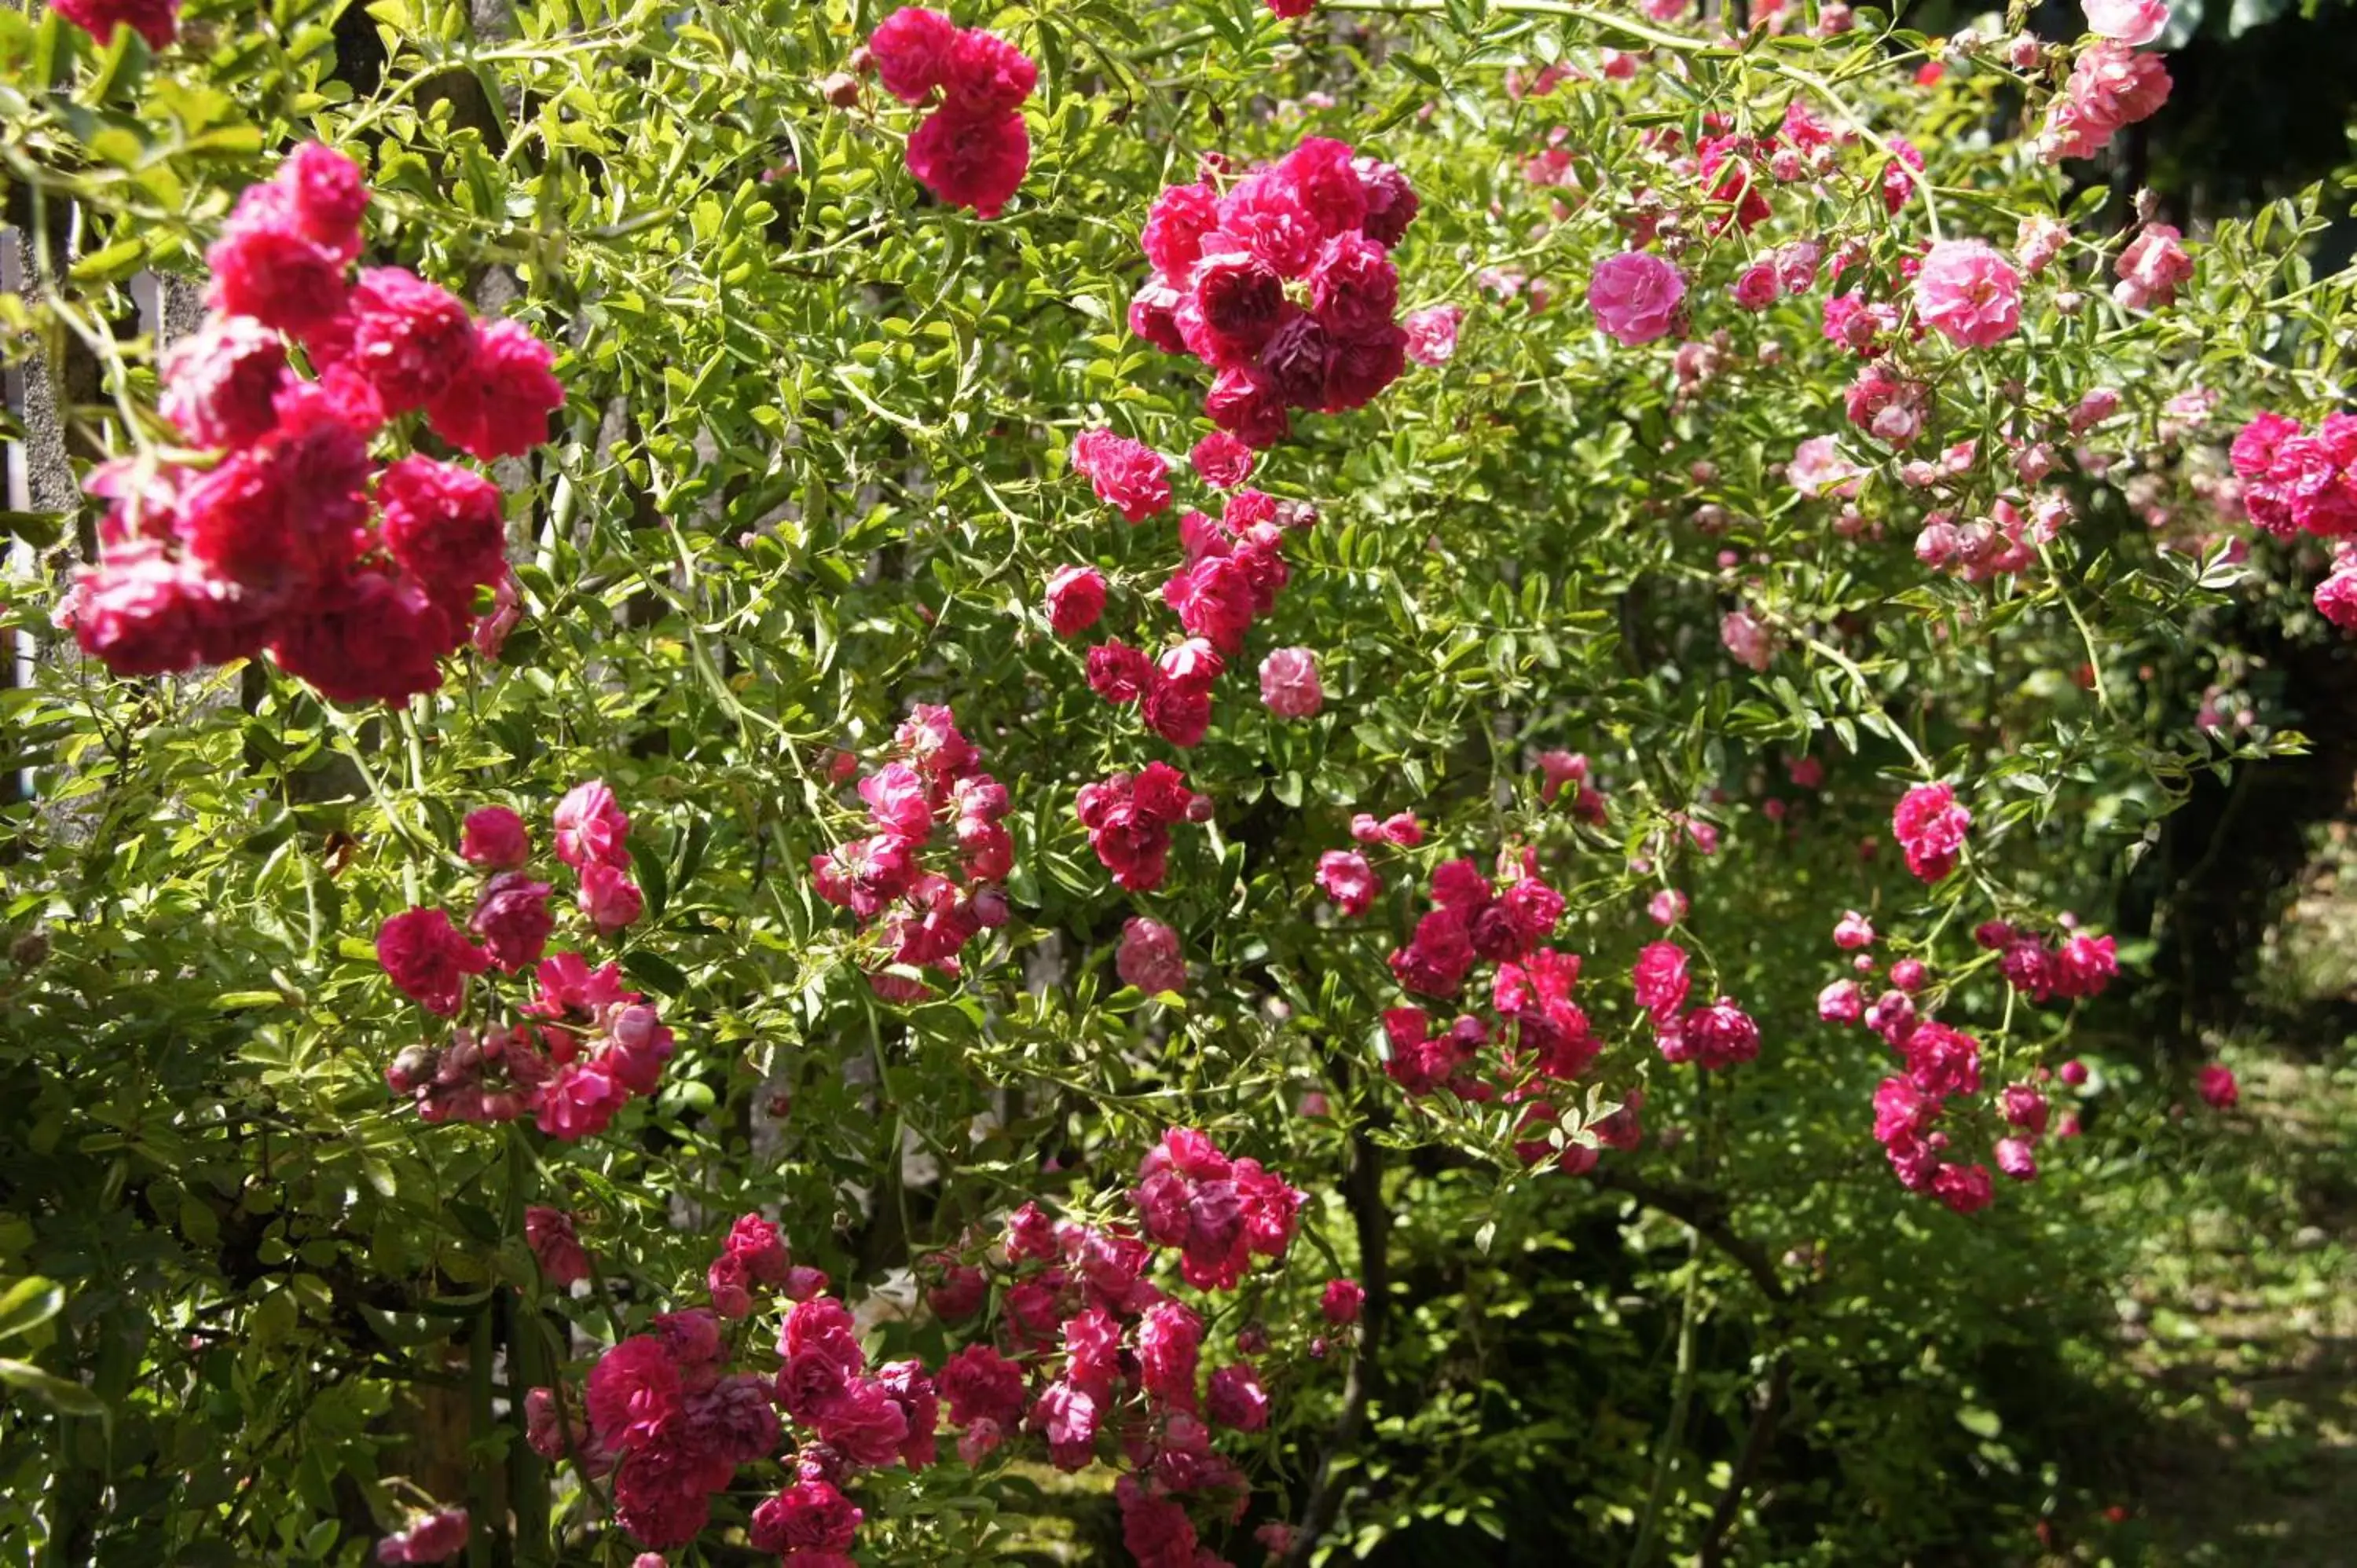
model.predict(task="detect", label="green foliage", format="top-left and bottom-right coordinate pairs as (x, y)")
top-left (2, 1), bottom-right (2355, 1564)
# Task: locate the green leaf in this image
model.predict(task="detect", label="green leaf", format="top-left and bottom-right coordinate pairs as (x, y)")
top-left (0, 1358), bottom-right (104, 1416)
top-left (0, 1278), bottom-right (64, 1343)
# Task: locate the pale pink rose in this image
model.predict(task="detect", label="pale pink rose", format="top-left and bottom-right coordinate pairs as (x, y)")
top-left (1914, 240), bottom-right (2022, 349)
top-left (2014, 214), bottom-right (2069, 276)
top-left (1787, 434), bottom-right (1864, 499)
top-left (1259, 647), bottom-right (1324, 720)
top-left (1403, 305), bottom-right (1463, 367)
top-left (1642, 0), bottom-right (1685, 17)
top-left (2113, 222), bottom-right (2193, 310)
top-left (1587, 251), bottom-right (1684, 346)
top-left (1720, 610), bottom-right (1773, 672)
top-left (2082, 0), bottom-right (2168, 46)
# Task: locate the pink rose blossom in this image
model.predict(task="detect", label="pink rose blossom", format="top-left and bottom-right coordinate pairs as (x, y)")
top-left (1044, 565), bottom-right (1107, 638)
top-left (1259, 647), bottom-right (1325, 718)
top-left (1588, 251), bottom-right (1685, 346)
top-left (2083, 0), bottom-right (2168, 46)
top-left (1317, 850), bottom-right (1380, 917)
top-left (2113, 223), bottom-right (2193, 311)
top-left (1403, 304), bottom-right (1463, 367)
top-left (1915, 240), bottom-right (2022, 349)
top-left (1116, 917), bottom-right (1186, 995)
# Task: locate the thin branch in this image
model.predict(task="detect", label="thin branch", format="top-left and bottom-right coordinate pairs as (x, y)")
top-left (1697, 1350), bottom-right (1793, 1567)
top-left (1284, 1120), bottom-right (1389, 1566)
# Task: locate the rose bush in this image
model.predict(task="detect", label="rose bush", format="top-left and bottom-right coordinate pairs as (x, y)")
top-left (2, 0), bottom-right (2353, 1563)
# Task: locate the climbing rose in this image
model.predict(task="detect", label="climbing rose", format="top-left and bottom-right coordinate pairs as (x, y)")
top-left (1720, 610), bottom-right (1773, 672)
top-left (343, 268), bottom-right (479, 413)
top-left (1678, 998), bottom-right (1761, 1071)
top-left (1259, 647), bottom-right (1324, 719)
top-left (376, 457), bottom-right (508, 615)
top-left (2039, 42), bottom-right (2171, 163)
top-left (2113, 223), bottom-right (2194, 310)
top-left (1893, 782), bottom-right (1972, 881)
top-left (1631, 941), bottom-right (1691, 1020)
top-left (1320, 1278), bottom-right (1365, 1325)
top-left (1116, 917), bottom-right (1186, 995)
top-left (579, 863), bottom-right (644, 936)
top-left (269, 568), bottom-right (453, 704)
top-left (1044, 565), bottom-right (1107, 638)
top-left (2197, 1063), bottom-right (2239, 1109)
top-left (53, 0), bottom-right (178, 48)
top-left (460, 806), bottom-right (531, 869)
top-left (1205, 1363), bottom-right (1270, 1431)
top-left (159, 318), bottom-right (290, 449)
top-left (1915, 240), bottom-right (2022, 348)
top-left (2316, 551), bottom-right (2357, 631)
top-left (868, 7), bottom-right (958, 101)
top-left (750, 1478), bottom-right (863, 1555)
top-left (471, 873), bottom-right (555, 973)
top-left (426, 319), bottom-right (566, 462)
top-left (1403, 304), bottom-right (1463, 366)
top-left (905, 105), bottom-right (1030, 219)
top-left (1317, 850), bottom-right (1380, 917)
top-left (376, 1509), bottom-right (468, 1566)
top-left (942, 27), bottom-right (1036, 115)
top-left (1587, 252), bottom-right (1684, 346)
top-left (2083, 0), bottom-right (2169, 46)
top-left (554, 781), bottom-right (631, 870)
top-left (1071, 428), bottom-right (1172, 522)
top-left (1189, 431), bottom-right (1255, 489)
top-left (524, 1207), bottom-right (592, 1287)
top-left (1932, 1163), bottom-right (1995, 1214)
top-left (376, 908), bottom-right (489, 1017)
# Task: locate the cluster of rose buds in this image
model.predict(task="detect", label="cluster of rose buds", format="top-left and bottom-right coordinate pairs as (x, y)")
top-left (1083, 489), bottom-right (1321, 746)
top-left (1131, 137), bottom-right (1420, 449)
top-left (1116, 917), bottom-right (1189, 995)
top-left (911, 1131), bottom-right (1321, 1561)
top-left (1316, 811), bottom-right (1423, 918)
top-left (1633, 940), bottom-right (1761, 1071)
top-left (64, 144), bottom-right (562, 702)
top-left (374, 1508), bottom-right (467, 1566)
top-left (2036, 40), bottom-right (2171, 164)
top-left (383, 951), bottom-right (674, 1139)
top-left (377, 786), bottom-right (640, 1013)
top-left (863, 8), bottom-right (1036, 219)
top-left (2233, 411), bottom-right (2357, 543)
top-left (812, 704), bottom-right (1014, 1001)
top-left (1913, 492), bottom-right (2075, 581)
top-left (1979, 919), bottom-right (2120, 1003)
top-left (1822, 900), bottom-right (2115, 1208)
top-left (523, 1210), bottom-right (949, 1559)
top-left (1375, 847), bottom-right (1658, 1171)
top-left (1868, 1018), bottom-right (1995, 1213)
top-left (2113, 222), bottom-right (2194, 310)
top-left (1388, 851), bottom-right (1567, 1000)
top-left (1076, 763), bottom-right (1210, 893)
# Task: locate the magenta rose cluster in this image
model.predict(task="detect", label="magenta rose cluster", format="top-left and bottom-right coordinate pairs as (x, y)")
top-left (514, 1130), bottom-right (1320, 1563)
top-left (64, 143), bottom-right (563, 704)
top-left (376, 785), bottom-right (669, 1139)
top-left (863, 7), bottom-right (1036, 219)
top-left (810, 703), bottom-right (1014, 1001)
top-left (1130, 137), bottom-right (1420, 449)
